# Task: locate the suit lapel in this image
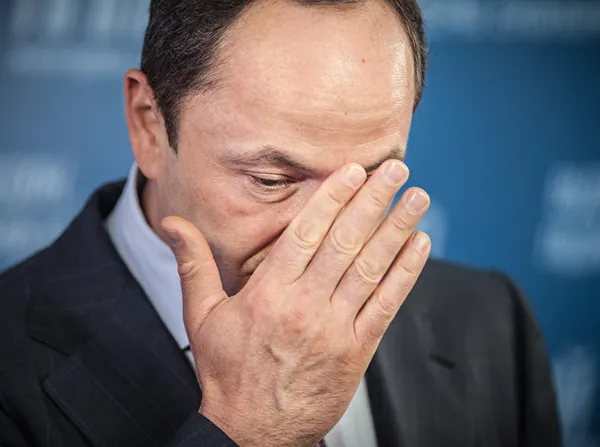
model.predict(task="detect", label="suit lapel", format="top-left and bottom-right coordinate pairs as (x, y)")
top-left (28, 182), bottom-right (200, 447)
top-left (42, 276), bottom-right (200, 447)
top-left (366, 264), bottom-right (474, 447)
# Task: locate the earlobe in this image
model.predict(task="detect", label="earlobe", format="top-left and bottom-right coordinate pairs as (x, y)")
top-left (124, 68), bottom-right (167, 180)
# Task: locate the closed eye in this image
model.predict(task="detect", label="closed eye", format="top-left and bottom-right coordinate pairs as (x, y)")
top-left (250, 176), bottom-right (293, 190)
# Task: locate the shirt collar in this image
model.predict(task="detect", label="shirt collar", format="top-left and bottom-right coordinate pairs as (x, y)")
top-left (105, 164), bottom-right (189, 349)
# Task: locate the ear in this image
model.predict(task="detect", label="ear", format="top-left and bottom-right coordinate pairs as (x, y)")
top-left (124, 69), bottom-right (171, 180)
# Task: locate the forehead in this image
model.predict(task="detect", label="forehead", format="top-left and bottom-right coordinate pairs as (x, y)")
top-left (181, 0), bottom-right (415, 167)
top-left (222, 0), bottom-right (414, 107)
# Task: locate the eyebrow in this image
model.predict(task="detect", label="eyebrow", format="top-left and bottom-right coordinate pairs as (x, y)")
top-left (223, 145), bottom-right (406, 174)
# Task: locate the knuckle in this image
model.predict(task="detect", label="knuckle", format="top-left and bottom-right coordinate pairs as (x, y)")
top-left (178, 263), bottom-right (202, 298)
top-left (286, 306), bottom-right (310, 333)
top-left (248, 294), bottom-right (273, 322)
top-left (329, 226), bottom-right (361, 255)
top-left (389, 211), bottom-right (413, 233)
top-left (353, 258), bottom-right (387, 285)
top-left (367, 188), bottom-right (391, 209)
top-left (398, 261), bottom-right (420, 278)
top-left (325, 187), bottom-right (348, 208)
top-left (289, 220), bottom-right (321, 250)
top-left (178, 260), bottom-right (199, 282)
top-left (372, 292), bottom-right (399, 318)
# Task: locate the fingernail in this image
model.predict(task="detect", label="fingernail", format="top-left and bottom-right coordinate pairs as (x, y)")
top-left (343, 165), bottom-right (366, 188)
top-left (405, 190), bottom-right (429, 214)
top-left (383, 161), bottom-right (408, 186)
top-left (413, 232), bottom-right (431, 253)
top-left (163, 228), bottom-right (181, 248)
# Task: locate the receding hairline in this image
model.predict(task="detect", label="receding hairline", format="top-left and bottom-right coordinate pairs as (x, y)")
top-left (187, 0), bottom-right (417, 105)
top-left (140, 0), bottom-right (426, 149)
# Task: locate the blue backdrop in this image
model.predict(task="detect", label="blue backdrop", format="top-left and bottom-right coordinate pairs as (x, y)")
top-left (1, 1), bottom-right (598, 444)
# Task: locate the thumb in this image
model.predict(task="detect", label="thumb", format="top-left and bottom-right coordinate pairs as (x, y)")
top-left (161, 216), bottom-right (227, 332)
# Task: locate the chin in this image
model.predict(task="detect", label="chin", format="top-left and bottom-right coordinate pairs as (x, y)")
top-left (224, 283), bottom-right (245, 297)
top-left (223, 252), bottom-right (268, 295)
top-left (221, 274), bottom-right (251, 296)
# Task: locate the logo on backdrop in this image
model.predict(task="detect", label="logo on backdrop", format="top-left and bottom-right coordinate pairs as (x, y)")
top-left (419, 0), bottom-right (600, 41)
top-left (4, 0), bottom-right (149, 78)
top-left (534, 163), bottom-right (600, 277)
top-left (0, 154), bottom-right (78, 267)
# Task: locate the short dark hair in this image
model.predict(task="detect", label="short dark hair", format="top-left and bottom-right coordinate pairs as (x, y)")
top-left (141, 0), bottom-right (427, 149)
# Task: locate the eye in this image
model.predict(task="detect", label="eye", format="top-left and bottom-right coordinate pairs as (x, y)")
top-left (250, 175), bottom-right (293, 191)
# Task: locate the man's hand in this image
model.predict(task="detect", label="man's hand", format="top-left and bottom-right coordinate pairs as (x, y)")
top-left (161, 160), bottom-right (430, 447)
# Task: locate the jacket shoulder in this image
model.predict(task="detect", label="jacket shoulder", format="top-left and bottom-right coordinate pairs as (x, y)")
top-left (0, 236), bottom-right (79, 326)
top-left (415, 258), bottom-right (543, 340)
top-left (419, 258), bottom-right (521, 307)
top-left (0, 255), bottom-right (39, 338)
top-left (421, 258), bottom-right (513, 293)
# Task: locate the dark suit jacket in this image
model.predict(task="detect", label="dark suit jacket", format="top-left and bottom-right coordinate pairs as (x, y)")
top-left (0, 181), bottom-right (562, 447)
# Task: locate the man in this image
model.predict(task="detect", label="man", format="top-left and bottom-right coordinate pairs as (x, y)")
top-left (0, 0), bottom-right (561, 446)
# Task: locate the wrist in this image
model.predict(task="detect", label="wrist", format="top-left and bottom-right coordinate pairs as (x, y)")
top-left (199, 399), bottom-right (257, 446)
top-left (199, 401), bottom-right (302, 447)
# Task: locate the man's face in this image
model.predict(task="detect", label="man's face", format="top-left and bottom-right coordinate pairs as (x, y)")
top-left (144, 0), bottom-right (415, 295)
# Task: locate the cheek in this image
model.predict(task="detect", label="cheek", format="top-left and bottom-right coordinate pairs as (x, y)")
top-left (155, 157), bottom-right (187, 220)
top-left (281, 183), bottom-right (316, 223)
top-left (177, 170), bottom-right (321, 261)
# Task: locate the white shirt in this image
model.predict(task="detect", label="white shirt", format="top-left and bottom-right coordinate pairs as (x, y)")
top-left (105, 164), bottom-right (378, 447)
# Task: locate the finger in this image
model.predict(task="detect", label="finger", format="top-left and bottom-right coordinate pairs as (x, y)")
top-left (263, 163), bottom-right (367, 284)
top-left (302, 160), bottom-right (409, 297)
top-left (354, 231), bottom-right (431, 346)
top-left (332, 188), bottom-right (429, 314)
top-left (161, 216), bottom-right (227, 333)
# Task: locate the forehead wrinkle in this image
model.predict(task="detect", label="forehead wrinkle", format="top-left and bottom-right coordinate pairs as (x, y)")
top-left (242, 96), bottom-right (409, 116)
top-left (237, 98), bottom-right (410, 136)
top-left (227, 62), bottom-right (412, 114)
top-left (293, 131), bottom-right (407, 152)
